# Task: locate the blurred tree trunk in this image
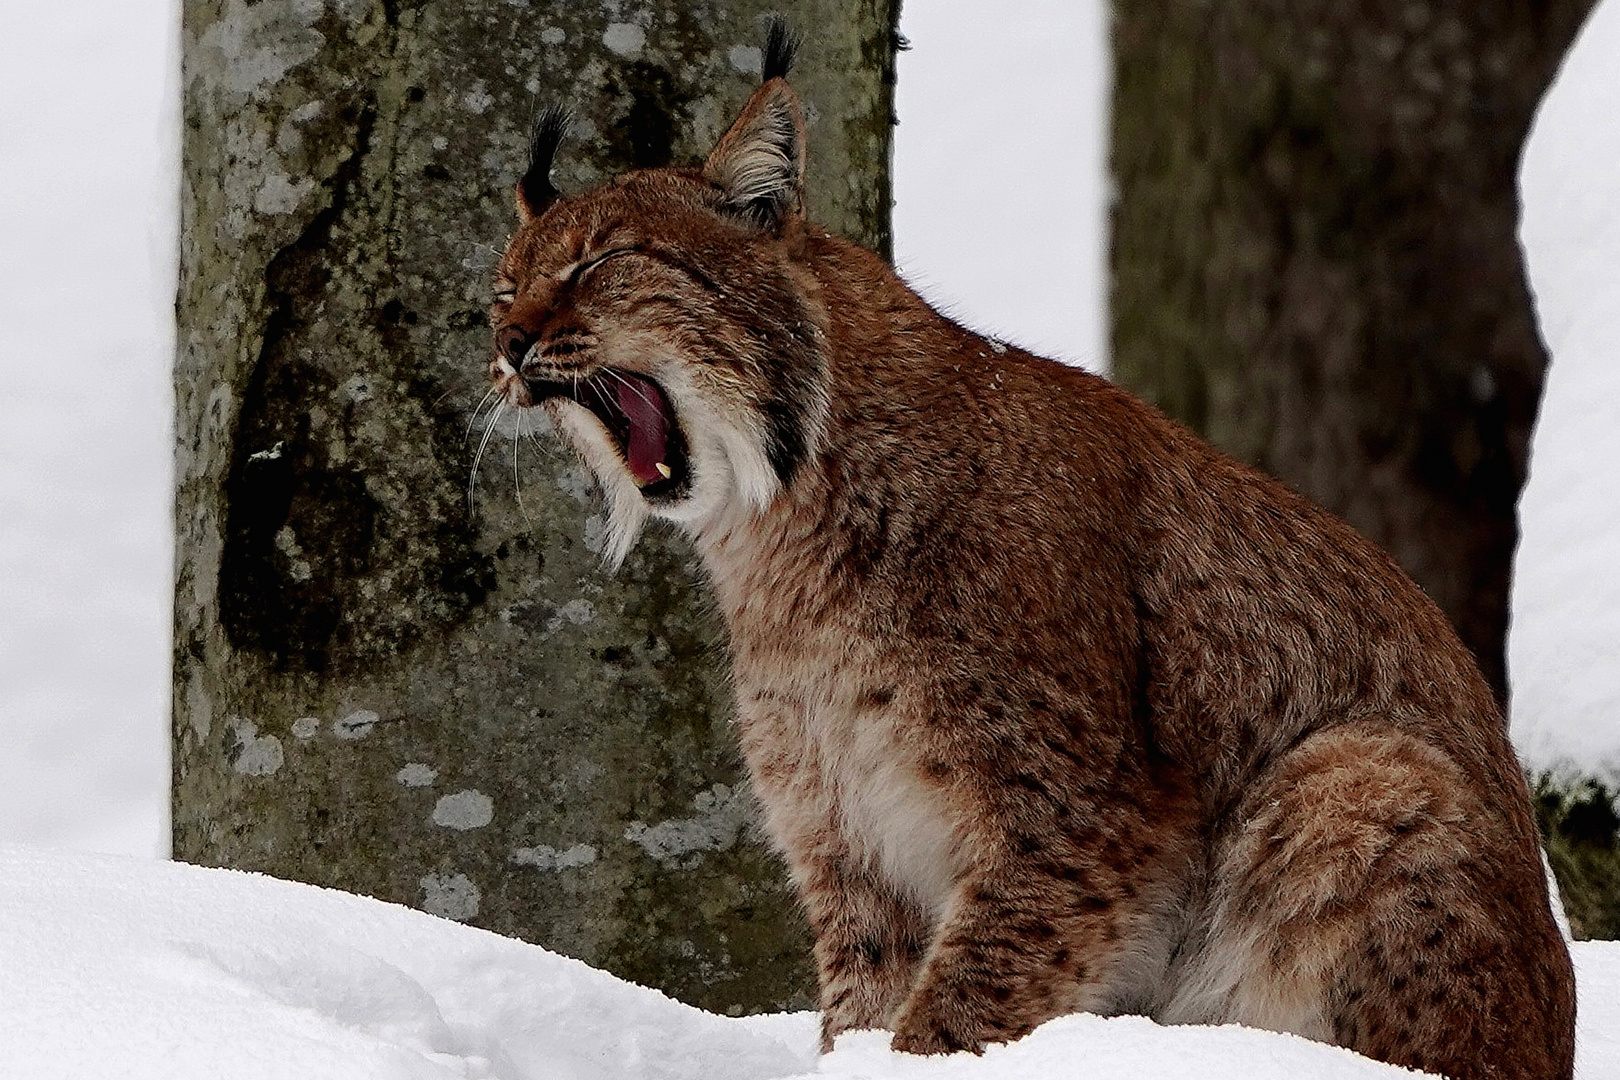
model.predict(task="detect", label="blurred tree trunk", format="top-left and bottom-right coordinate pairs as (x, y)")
top-left (174, 0), bottom-right (898, 1013)
top-left (1111, 0), bottom-right (1596, 703)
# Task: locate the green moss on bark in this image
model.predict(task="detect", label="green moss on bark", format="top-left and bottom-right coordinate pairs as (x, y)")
top-left (1535, 774), bottom-right (1620, 940)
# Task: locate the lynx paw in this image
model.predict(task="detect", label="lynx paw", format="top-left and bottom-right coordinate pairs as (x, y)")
top-left (890, 1023), bottom-right (980, 1056)
top-left (890, 1003), bottom-right (993, 1057)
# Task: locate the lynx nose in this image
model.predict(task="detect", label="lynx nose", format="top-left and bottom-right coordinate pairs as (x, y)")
top-left (496, 325), bottom-right (534, 364)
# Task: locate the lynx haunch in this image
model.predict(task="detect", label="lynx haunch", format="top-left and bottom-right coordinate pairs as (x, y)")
top-left (485, 27), bottom-right (1575, 1080)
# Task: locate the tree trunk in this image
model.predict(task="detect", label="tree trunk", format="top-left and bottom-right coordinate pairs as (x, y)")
top-left (1110, 0), bottom-right (1595, 702)
top-left (174, 0), bottom-right (898, 1014)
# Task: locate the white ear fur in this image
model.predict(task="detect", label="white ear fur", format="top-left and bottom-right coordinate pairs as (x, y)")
top-left (703, 81), bottom-right (805, 228)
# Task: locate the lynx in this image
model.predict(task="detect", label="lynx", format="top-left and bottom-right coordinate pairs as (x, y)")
top-left (485, 26), bottom-right (1576, 1080)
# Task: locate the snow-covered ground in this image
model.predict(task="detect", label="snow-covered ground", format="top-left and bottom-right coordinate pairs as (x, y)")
top-left (10, 842), bottom-right (1614, 1079)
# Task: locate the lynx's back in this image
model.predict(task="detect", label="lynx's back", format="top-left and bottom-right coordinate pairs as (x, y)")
top-left (486, 27), bottom-right (1575, 1080)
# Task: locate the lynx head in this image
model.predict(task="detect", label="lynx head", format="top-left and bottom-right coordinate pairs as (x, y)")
top-left (488, 23), bottom-right (829, 565)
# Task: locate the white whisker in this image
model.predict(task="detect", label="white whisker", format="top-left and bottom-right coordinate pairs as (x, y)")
top-left (465, 384), bottom-right (502, 444)
top-left (468, 399), bottom-right (507, 513)
top-left (513, 407), bottom-right (531, 523)
top-left (434, 383), bottom-right (472, 409)
top-left (602, 368), bottom-right (661, 414)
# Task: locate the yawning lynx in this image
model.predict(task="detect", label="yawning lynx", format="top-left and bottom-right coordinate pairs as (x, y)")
top-left (485, 26), bottom-right (1575, 1080)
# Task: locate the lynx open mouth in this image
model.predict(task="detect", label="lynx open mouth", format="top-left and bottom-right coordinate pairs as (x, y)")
top-left (525, 369), bottom-right (690, 499)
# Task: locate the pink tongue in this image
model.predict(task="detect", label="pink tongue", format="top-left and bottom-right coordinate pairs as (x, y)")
top-left (616, 378), bottom-right (670, 483)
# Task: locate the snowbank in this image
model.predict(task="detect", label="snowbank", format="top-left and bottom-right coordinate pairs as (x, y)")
top-left (0, 844), bottom-right (813, 1080)
top-left (4, 844), bottom-right (1615, 1079)
top-left (1511, 0), bottom-right (1620, 775)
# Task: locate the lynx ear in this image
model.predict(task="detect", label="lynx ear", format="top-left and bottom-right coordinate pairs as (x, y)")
top-left (703, 24), bottom-right (805, 230)
top-left (516, 106), bottom-right (570, 222)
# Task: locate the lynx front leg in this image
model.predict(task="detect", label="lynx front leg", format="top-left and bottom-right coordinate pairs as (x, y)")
top-left (801, 857), bottom-right (932, 1049)
top-left (734, 693), bottom-right (932, 1048)
top-left (888, 850), bottom-right (1132, 1055)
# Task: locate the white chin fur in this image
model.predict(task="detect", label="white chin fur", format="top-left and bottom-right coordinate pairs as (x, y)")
top-left (549, 403), bottom-right (650, 569)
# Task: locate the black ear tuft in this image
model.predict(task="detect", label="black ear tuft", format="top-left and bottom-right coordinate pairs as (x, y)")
top-left (760, 16), bottom-right (800, 82)
top-left (703, 19), bottom-right (806, 230)
top-left (518, 105), bottom-right (571, 219)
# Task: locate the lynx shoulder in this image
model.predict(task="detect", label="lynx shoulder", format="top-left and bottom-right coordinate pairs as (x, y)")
top-left (484, 31), bottom-right (1576, 1080)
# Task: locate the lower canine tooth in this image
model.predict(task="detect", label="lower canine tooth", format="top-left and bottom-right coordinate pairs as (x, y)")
top-left (655, 462), bottom-right (672, 479)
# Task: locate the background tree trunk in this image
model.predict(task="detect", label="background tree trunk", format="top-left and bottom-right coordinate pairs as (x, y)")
top-left (1110, 0), bottom-right (1595, 702)
top-left (174, 0), bottom-right (898, 1013)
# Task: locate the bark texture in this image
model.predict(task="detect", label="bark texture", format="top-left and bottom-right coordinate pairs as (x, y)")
top-left (174, 0), bottom-right (899, 1013)
top-left (1110, 0), bottom-right (1596, 701)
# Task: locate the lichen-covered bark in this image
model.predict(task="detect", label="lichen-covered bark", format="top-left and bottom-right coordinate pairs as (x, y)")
top-left (175, 0), bottom-right (899, 1012)
top-left (1110, 0), bottom-right (1595, 701)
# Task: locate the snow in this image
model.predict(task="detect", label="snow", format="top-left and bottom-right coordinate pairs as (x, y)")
top-left (1510, 0), bottom-right (1620, 778)
top-left (0, 843), bottom-right (812, 1080)
top-left (23, 842), bottom-right (1618, 1080)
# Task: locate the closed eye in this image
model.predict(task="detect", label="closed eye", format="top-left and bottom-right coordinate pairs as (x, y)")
top-left (492, 277), bottom-right (517, 305)
top-left (562, 248), bottom-right (636, 283)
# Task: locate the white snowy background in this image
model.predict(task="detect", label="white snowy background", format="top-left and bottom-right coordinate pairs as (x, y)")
top-left (1, 0), bottom-right (1617, 1076)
